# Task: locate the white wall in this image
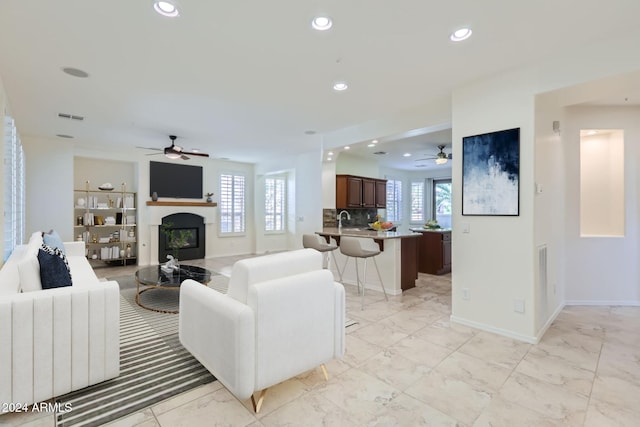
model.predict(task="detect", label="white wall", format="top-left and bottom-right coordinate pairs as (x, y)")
top-left (254, 149), bottom-right (324, 253)
top-left (533, 93), bottom-right (566, 333)
top-left (335, 152), bottom-right (380, 177)
top-left (74, 157), bottom-right (137, 193)
top-left (564, 106), bottom-right (640, 304)
top-left (451, 68), bottom-right (537, 341)
top-left (22, 136), bottom-right (75, 241)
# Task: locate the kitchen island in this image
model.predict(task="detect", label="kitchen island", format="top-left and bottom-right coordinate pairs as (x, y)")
top-left (317, 228), bottom-right (420, 294)
top-left (410, 228), bottom-right (452, 275)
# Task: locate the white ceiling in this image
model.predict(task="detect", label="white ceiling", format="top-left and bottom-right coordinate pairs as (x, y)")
top-left (1, 1), bottom-right (639, 168)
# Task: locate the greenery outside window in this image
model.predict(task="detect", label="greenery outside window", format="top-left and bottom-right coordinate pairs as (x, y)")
top-left (220, 173), bottom-right (246, 234)
top-left (433, 179), bottom-right (452, 229)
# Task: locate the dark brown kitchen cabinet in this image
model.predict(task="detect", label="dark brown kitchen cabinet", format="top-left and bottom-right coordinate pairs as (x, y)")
top-left (413, 230), bottom-right (451, 275)
top-left (336, 175), bottom-right (387, 209)
top-left (362, 178), bottom-right (376, 207)
top-left (375, 179), bottom-right (387, 207)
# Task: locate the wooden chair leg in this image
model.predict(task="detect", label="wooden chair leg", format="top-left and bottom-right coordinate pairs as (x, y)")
top-left (320, 363), bottom-right (329, 381)
top-left (251, 389), bottom-right (267, 413)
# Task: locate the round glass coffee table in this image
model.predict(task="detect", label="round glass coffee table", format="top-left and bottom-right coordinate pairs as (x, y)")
top-left (135, 265), bottom-right (211, 314)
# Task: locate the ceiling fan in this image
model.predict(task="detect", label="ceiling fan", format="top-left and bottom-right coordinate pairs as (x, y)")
top-left (415, 144), bottom-right (452, 165)
top-left (139, 135), bottom-right (210, 160)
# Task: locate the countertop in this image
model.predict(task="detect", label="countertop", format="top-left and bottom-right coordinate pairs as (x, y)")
top-left (409, 227), bottom-right (452, 233)
top-left (318, 227), bottom-right (421, 239)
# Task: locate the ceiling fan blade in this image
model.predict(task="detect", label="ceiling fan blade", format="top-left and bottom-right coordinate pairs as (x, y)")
top-left (183, 151), bottom-right (210, 157)
top-left (136, 146), bottom-right (162, 151)
top-left (181, 154), bottom-right (190, 160)
top-left (145, 152), bottom-right (162, 156)
top-left (415, 157), bottom-right (436, 161)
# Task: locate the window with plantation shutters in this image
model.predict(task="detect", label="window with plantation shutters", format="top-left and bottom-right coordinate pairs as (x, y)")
top-left (4, 116), bottom-right (25, 260)
top-left (220, 173), bottom-right (246, 234)
top-left (386, 179), bottom-right (402, 223)
top-left (265, 176), bottom-right (285, 232)
top-left (410, 181), bottom-right (425, 223)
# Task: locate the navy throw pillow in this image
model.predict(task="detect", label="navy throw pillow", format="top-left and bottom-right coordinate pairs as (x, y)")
top-left (38, 244), bottom-right (72, 289)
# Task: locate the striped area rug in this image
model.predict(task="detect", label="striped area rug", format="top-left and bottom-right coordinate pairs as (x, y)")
top-left (55, 283), bottom-right (217, 427)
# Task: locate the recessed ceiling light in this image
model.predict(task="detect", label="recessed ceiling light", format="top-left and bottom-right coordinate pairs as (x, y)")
top-left (333, 82), bottom-right (348, 91)
top-left (61, 67), bottom-right (89, 78)
top-left (344, 146), bottom-right (350, 150)
top-left (372, 140), bottom-right (378, 144)
top-left (450, 27), bottom-right (472, 42)
top-left (327, 157), bottom-right (332, 161)
top-left (367, 143), bottom-right (375, 147)
top-left (153, 0), bottom-right (179, 17)
top-left (328, 151), bottom-right (334, 156)
top-left (312, 16), bottom-right (332, 31)
top-left (403, 153), bottom-right (411, 157)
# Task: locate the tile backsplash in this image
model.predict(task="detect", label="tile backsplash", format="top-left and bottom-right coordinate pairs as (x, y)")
top-left (323, 208), bottom-right (383, 228)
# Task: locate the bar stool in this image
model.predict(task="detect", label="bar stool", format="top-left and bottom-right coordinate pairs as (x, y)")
top-left (339, 236), bottom-right (388, 310)
top-left (302, 234), bottom-right (343, 282)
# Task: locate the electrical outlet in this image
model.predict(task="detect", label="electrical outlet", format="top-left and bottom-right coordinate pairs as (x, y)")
top-left (514, 299), bottom-right (525, 313)
top-left (462, 223), bottom-right (470, 233)
top-left (462, 288), bottom-right (470, 300)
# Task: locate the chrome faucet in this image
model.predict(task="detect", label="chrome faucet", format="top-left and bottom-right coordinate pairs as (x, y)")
top-left (338, 210), bottom-right (351, 229)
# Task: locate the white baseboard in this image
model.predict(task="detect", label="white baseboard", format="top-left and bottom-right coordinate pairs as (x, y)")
top-left (534, 303), bottom-right (565, 342)
top-left (565, 300), bottom-right (640, 306)
top-left (450, 315), bottom-right (538, 344)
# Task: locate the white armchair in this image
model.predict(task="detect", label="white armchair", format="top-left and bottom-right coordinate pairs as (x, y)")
top-left (179, 249), bottom-right (345, 412)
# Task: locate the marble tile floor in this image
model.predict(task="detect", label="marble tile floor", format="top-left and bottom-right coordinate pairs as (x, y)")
top-left (2, 255), bottom-right (640, 426)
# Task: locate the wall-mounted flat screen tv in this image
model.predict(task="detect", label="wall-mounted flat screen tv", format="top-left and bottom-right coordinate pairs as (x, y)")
top-left (150, 161), bottom-right (203, 199)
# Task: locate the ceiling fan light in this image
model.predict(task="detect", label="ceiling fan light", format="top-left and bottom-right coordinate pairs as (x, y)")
top-left (165, 152), bottom-right (181, 159)
top-left (435, 157), bottom-right (448, 165)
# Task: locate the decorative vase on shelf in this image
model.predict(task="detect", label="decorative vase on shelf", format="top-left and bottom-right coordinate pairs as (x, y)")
top-left (152, 191), bottom-right (158, 201)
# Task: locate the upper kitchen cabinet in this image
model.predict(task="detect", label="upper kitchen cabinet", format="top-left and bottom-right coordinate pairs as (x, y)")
top-left (336, 174), bottom-right (387, 209)
top-left (375, 179), bottom-right (386, 208)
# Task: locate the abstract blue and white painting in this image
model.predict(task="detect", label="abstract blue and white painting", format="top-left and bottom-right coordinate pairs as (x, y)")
top-left (462, 128), bottom-right (520, 215)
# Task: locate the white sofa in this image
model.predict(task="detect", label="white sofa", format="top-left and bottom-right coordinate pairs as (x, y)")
top-left (0, 232), bottom-right (120, 406)
top-left (179, 249), bottom-right (345, 411)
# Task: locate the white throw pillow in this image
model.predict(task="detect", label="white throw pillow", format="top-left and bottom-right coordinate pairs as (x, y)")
top-left (18, 232), bottom-right (44, 292)
top-left (18, 255), bottom-right (43, 292)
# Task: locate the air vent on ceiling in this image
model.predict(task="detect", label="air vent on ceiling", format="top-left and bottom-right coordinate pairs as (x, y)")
top-left (58, 113), bottom-right (84, 121)
top-left (373, 151), bottom-right (387, 155)
top-left (56, 134), bottom-right (74, 139)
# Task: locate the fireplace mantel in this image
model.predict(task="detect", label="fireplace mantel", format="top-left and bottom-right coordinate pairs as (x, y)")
top-left (146, 201), bottom-right (217, 207)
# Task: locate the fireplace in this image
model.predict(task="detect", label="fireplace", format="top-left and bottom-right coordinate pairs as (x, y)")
top-left (159, 213), bottom-right (205, 263)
